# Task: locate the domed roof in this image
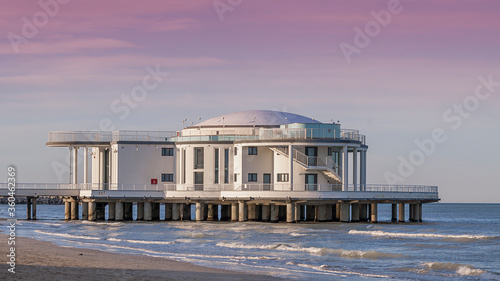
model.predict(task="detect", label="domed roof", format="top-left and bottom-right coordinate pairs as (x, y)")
top-left (194, 110), bottom-right (320, 128)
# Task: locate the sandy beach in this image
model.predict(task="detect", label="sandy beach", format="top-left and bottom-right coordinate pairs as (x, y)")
top-left (0, 234), bottom-right (281, 280)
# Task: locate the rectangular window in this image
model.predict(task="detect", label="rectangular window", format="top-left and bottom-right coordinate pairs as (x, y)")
top-left (214, 148), bottom-right (219, 184)
top-left (161, 173), bottom-right (173, 182)
top-left (224, 149), bottom-right (229, 183)
top-left (277, 173), bottom-right (289, 182)
top-left (248, 173), bottom-right (257, 182)
top-left (194, 172), bottom-right (203, 190)
top-left (248, 147), bottom-right (258, 155)
top-left (328, 147), bottom-right (332, 156)
top-left (194, 147), bottom-right (204, 169)
top-left (161, 147), bottom-right (173, 156)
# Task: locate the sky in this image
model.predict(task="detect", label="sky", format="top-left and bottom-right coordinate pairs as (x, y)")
top-left (1, 0), bottom-right (499, 203)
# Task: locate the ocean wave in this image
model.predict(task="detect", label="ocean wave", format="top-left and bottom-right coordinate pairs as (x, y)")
top-left (422, 262), bottom-right (491, 277)
top-left (290, 262), bottom-right (391, 278)
top-left (34, 230), bottom-right (101, 240)
top-left (289, 232), bottom-right (309, 237)
top-left (215, 242), bottom-right (400, 259)
top-left (349, 230), bottom-right (491, 240)
top-left (107, 237), bottom-right (175, 245)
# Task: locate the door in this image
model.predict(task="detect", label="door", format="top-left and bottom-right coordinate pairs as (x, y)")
top-left (305, 174), bottom-right (317, 191)
top-left (263, 173), bottom-right (271, 191)
top-left (305, 147), bottom-right (318, 166)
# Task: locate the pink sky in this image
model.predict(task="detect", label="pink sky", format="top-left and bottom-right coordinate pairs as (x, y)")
top-left (1, 0), bottom-right (499, 202)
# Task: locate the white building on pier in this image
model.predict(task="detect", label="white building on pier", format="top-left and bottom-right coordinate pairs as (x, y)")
top-left (1, 110), bottom-right (439, 222)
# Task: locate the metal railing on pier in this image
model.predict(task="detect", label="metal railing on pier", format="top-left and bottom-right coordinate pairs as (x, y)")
top-left (0, 183), bottom-right (438, 194)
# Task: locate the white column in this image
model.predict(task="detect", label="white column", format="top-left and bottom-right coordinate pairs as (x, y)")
top-left (99, 148), bottom-right (105, 189)
top-left (363, 150), bottom-right (367, 191)
top-left (359, 149), bottom-right (365, 191)
top-left (353, 148), bottom-right (358, 191)
top-left (83, 147), bottom-right (89, 184)
top-left (343, 145), bottom-right (348, 191)
top-left (72, 147), bottom-right (78, 184)
top-left (289, 145), bottom-right (294, 191)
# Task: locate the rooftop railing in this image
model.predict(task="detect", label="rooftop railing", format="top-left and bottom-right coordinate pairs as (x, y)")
top-left (48, 128), bottom-right (366, 144)
top-left (48, 131), bottom-right (177, 143)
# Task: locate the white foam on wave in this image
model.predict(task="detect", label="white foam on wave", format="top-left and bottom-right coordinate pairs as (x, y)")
top-left (289, 232), bottom-right (309, 237)
top-left (291, 262), bottom-right (391, 278)
top-left (107, 237), bottom-right (175, 245)
top-left (349, 230), bottom-right (491, 240)
top-left (35, 230), bottom-right (100, 240)
top-left (215, 242), bottom-right (401, 259)
top-left (423, 262), bottom-right (489, 277)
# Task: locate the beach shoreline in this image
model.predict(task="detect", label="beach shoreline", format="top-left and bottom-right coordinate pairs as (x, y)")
top-left (0, 234), bottom-right (281, 280)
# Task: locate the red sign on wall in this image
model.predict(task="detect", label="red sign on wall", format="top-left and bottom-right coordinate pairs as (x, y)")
top-left (151, 179), bottom-right (158, 185)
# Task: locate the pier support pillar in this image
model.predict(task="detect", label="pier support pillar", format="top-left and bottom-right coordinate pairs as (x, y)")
top-left (300, 205), bottom-right (306, 221)
top-left (279, 206), bottom-right (286, 222)
top-left (70, 197), bottom-right (79, 220)
top-left (182, 204), bottom-right (191, 221)
top-left (261, 204), bottom-right (270, 222)
top-left (317, 205), bottom-right (327, 222)
top-left (391, 204), bottom-right (398, 222)
top-left (32, 197), bottom-right (37, 220)
top-left (409, 204), bottom-right (415, 222)
top-left (96, 203), bottom-right (106, 220)
top-left (294, 203), bottom-right (301, 222)
top-left (207, 204), bottom-right (215, 221)
top-left (360, 204), bottom-right (368, 222)
top-left (196, 202), bottom-right (204, 221)
top-left (26, 197), bottom-right (32, 220)
top-left (335, 204), bottom-right (341, 221)
top-left (239, 201), bottom-right (247, 222)
top-left (370, 203), bottom-right (378, 223)
top-left (270, 204), bottom-right (279, 223)
top-left (351, 203), bottom-right (360, 222)
top-left (64, 200), bottom-right (71, 220)
top-left (136, 202), bottom-right (144, 220)
top-left (124, 203), bottom-right (133, 220)
top-left (144, 202), bottom-right (152, 221)
top-left (88, 202), bottom-right (96, 221)
top-left (165, 203), bottom-right (172, 221)
top-left (231, 203), bottom-right (239, 221)
top-left (306, 205), bottom-right (315, 221)
top-left (108, 202), bottom-right (116, 220)
top-left (81, 202), bottom-right (88, 220)
top-left (172, 203), bottom-right (180, 221)
top-left (325, 204), bottom-right (333, 221)
top-left (248, 204), bottom-right (257, 221)
top-left (152, 203), bottom-right (160, 220)
top-left (220, 205), bottom-right (230, 221)
top-left (341, 203), bottom-right (350, 222)
top-left (286, 202), bottom-right (295, 223)
top-left (115, 202), bottom-right (124, 221)
top-left (418, 203), bottom-right (423, 222)
top-left (399, 203), bottom-right (405, 222)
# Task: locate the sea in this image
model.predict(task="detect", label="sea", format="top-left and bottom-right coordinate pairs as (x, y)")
top-left (1, 203), bottom-right (499, 280)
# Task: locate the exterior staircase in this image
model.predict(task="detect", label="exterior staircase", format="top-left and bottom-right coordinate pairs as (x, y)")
top-left (270, 146), bottom-right (343, 186)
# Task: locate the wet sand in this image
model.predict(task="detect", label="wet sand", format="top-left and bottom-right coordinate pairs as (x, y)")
top-left (0, 234), bottom-right (281, 280)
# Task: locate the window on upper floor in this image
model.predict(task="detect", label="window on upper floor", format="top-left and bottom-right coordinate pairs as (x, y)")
top-left (162, 147), bottom-right (174, 156)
